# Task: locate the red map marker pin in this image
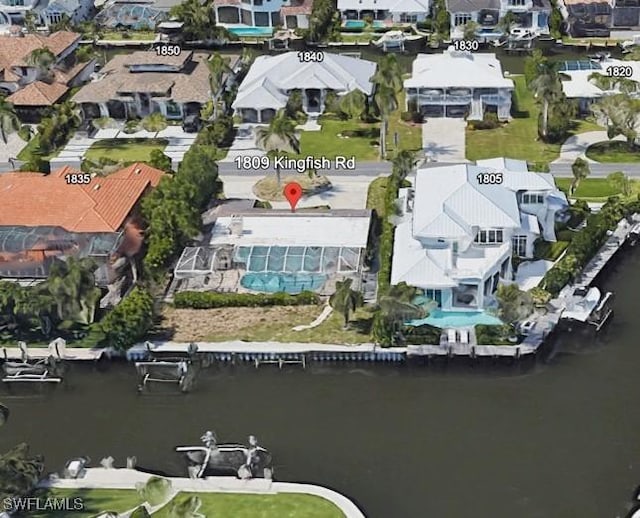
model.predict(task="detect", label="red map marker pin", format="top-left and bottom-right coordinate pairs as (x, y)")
top-left (283, 181), bottom-right (302, 212)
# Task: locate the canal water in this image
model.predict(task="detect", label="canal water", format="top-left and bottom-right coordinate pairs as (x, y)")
top-left (3, 249), bottom-right (640, 518)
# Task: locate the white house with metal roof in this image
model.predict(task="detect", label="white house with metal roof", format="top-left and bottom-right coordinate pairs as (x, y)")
top-left (559, 58), bottom-right (640, 113)
top-left (404, 49), bottom-right (514, 120)
top-left (337, 0), bottom-right (429, 24)
top-left (390, 159), bottom-right (568, 311)
top-left (232, 52), bottom-right (377, 123)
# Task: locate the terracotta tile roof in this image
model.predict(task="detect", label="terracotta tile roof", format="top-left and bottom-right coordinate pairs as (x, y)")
top-left (53, 60), bottom-right (91, 85)
top-left (0, 162), bottom-right (165, 233)
top-left (281, 0), bottom-right (313, 15)
top-left (72, 52), bottom-right (211, 104)
top-left (0, 31), bottom-right (80, 74)
top-left (6, 81), bottom-right (68, 106)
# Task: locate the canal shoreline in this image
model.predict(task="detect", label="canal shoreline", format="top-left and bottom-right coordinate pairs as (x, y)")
top-left (39, 467), bottom-right (366, 518)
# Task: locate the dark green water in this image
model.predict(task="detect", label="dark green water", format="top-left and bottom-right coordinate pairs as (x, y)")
top-left (2, 248), bottom-right (640, 518)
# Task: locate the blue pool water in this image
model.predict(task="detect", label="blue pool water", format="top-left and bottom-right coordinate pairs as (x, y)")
top-left (241, 272), bottom-right (327, 294)
top-left (344, 20), bottom-right (366, 28)
top-left (408, 309), bottom-right (502, 329)
top-left (227, 26), bottom-right (274, 37)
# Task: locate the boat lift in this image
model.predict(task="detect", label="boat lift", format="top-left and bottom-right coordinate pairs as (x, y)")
top-left (135, 342), bottom-right (199, 393)
top-left (2, 340), bottom-right (66, 384)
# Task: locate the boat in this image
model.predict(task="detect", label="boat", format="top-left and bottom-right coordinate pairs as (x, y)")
top-left (372, 30), bottom-right (422, 52)
top-left (621, 34), bottom-right (640, 52)
top-left (176, 431), bottom-right (273, 479)
top-left (560, 287), bottom-right (614, 331)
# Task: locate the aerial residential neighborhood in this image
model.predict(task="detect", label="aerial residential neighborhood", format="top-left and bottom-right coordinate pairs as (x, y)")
top-left (1, 0), bottom-right (640, 516)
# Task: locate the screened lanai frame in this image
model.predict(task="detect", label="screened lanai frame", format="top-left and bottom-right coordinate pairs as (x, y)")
top-left (234, 245), bottom-right (363, 274)
top-left (174, 247), bottom-right (218, 278)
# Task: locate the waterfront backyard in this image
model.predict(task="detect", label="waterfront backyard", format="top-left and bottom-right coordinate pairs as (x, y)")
top-left (33, 489), bottom-right (345, 517)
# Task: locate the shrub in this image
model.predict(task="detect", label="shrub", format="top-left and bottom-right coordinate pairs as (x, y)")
top-left (142, 113), bottom-right (168, 132)
top-left (529, 286), bottom-right (551, 306)
top-left (173, 290), bottom-right (321, 309)
top-left (404, 324), bottom-right (440, 345)
top-left (196, 115), bottom-right (233, 147)
top-left (99, 286), bottom-right (154, 350)
top-left (470, 112), bottom-right (500, 130)
top-left (400, 111), bottom-right (412, 122)
top-left (123, 119), bottom-right (140, 134)
top-left (475, 324), bottom-right (514, 345)
top-left (148, 149), bottom-right (172, 172)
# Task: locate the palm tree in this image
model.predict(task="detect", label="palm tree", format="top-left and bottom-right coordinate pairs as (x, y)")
top-left (376, 282), bottom-right (426, 344)
top-left (530, 61), bottom-right (562, 140)
top-left (339, 89), bottom-right (366, 121)
top-left (207, 53), bottom-right (231, 119)
top-left (370, 55), bottom-right (402, 159)
top-left (570, 157), bottom-right (590, 195)
top-left (0, 97), bottom-right (19, 145)
top-left (329, 278), bottom-right (363, 328)
top-left (169, 0), bottom-right (213, 41)
top-left (27, 48), bottom-right (56, 83)
top-left (391, 149), bottom-right (417, 181)
top-left (142, 112), bottom-right (168, 132)
top-left (46, 257), bottom-right (101, 325)
top-left (495, 283), bottom-right (532, 327)
top-left (498, 11), bottom-right (517, 34)
top-left (591, 94), bottom-right (640, 149)
top-left (463, 21), bottom-right (479, 41)
top-left (255, 110), bottom-right (300, 185)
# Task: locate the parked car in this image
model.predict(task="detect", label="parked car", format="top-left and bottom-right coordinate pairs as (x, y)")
top-left (182, 114), bottom-right (201, 133)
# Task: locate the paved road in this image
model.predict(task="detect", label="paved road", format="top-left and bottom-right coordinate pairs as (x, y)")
top-left (217, 161), bottom-right (392, 176)
top-left (549, 163), bottom-right (640, 177)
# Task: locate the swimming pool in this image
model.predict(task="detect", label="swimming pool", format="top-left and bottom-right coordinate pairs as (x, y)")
top-left (241, 272), bottom-right (327, 294)
top-left (227, 26), bottom-right (274, 37)
top-left (343, 20), bottom-right (386, 29)
top-left (407, 309), bottom-right (502, 329)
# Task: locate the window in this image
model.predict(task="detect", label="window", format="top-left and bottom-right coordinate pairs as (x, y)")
top-left (425, 289), bottom-right (442, 307)
top-left (508, 0), bottom-right (526, 5)
top-left (500, 258), bottom-right (510, 277)
top-left (400, 13), bottom-right (418, 23)
top-left (512, 235), bottom-right (527, 257)
top-left (522, 193), bottom-right (544, 204)
top-left (454, 13), bottom-right (472, 26)
top-left (474, 229), bottom-right (504, 244)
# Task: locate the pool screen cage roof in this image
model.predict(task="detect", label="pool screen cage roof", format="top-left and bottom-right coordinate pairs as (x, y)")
top-left (174, 245), bottom-right (363, 278)
top-left (558, 61), bottom-right (602, 72)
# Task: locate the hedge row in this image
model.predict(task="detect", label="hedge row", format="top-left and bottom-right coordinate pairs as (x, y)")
top-left (173, 290), bottom-right (321, 309)
top-left (377, 174), bottom-right (403, 298)
top-left (541, 197), bottom-right (640, 295)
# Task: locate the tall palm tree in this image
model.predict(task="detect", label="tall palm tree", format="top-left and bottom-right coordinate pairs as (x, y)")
top-left (0, 97), bottom-right (19, 145)
top-left (530, 61), bottom-right (562, 140)
top-left (570, 157), bottom-right (590, 195)
top-left (255, 110), bottom-right (300, 185)
top-left (375, 282), bottom-right (426, 344)
top-left (27, 48), bottom-right (56, 83)
top-left (373, 85), bottom-right (398, 159)
top-left (207, 53), bottom-right (231, 119)
top-left (463, 21), bottom-right (479, 40)
top-left (47, 257), bottom-right (101, 325)
top-left (169, 0), bottom-right (213, 41)
top-left (329, 278), bottom-right (363, 328)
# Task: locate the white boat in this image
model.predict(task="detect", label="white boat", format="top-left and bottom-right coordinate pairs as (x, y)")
top-left (622, 34), bottom-right (640, 51)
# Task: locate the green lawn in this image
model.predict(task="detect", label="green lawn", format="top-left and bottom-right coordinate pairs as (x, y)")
top-left (585, 141), bottom-right (640, 163)
top-left (31, 489), bottom-right (143, 517)
top-left (340, 33), bottom-right (377, 43)
top-left (386, 90), bottom-right (422, 157)
top-left (299, 118), bottom-right (381, 161)
top-left (155, 492), bottom-right (346, 518)
top-left (534, 240), bottom-right (570, 261)
top-left (33, 489), bottom-right (346, 518)
top-left (554, 177), bottom-right (630, 200)
top-left (84, 138), bottom-right (168, 163)
top-left (466, 76), bottom-right (602, 163)
top-left (101, 30), bottom-right (157, 41)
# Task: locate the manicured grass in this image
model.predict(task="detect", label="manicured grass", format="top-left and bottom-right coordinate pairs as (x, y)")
top-left (340, 33), bottom-right (376, 43)
top-left (386, 90), bottom-right (422, 157)
top-left (101, 30), bottom-right (156, 41)
top-left (366, 176), bottom-right (388, 215)
top-left (31, 489), bottom-right (143, 517)
top-left (162, 305), bottom-right (374, 344)
top-left (84, 138), bottom-right (168, 163)
top-left (155, 492), bottom-right (346, 518)
top-left (554, 177), bottom-right (628, 199)
top-left (585, 140), bottom-right (640, 163)
top-left (299, 118), bottom-right (380, 161)
top-left (466, 76), bottom-right (602, 163)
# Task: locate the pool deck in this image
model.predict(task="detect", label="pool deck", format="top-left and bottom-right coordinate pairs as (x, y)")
top-left (39, 468), bottom-right (365, 518)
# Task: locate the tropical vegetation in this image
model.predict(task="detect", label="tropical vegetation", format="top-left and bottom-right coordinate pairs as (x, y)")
top-left (99, 286), bottom-right (154, 350)
top-left (0, 443), bottom-right (44, 500)
top-left (173, 290), bottom-right (321, 309)
top-left (329, 278), bottom-right (363, 328)
top-left (255, 110), bottom-right (300, 185)
top-left (0, 97), bottom-right (19, 144)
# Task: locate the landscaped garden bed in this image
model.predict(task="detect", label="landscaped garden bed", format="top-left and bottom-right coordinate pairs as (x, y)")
top-left (253, 175), bottom-right (332, 201)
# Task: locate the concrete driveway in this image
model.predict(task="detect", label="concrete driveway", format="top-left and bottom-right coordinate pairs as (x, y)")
top-left (221, 174), bottom-right (374, 210)
top-left (422, 118), bottom-right (468, 163)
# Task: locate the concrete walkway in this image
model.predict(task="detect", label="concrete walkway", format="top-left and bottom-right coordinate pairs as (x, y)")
top-left (40, 468), bottom-right (366, 518)
top-left (422, 118), bottom-right (467, 163)
top-left (552, 131), bottom-right (625, 164)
